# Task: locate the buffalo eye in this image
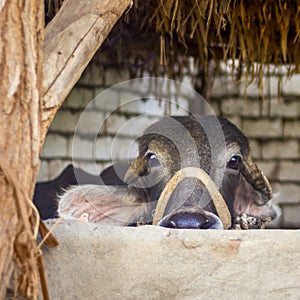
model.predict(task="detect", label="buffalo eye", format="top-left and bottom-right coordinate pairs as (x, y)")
top-left (146, 152), bottom-right (160, 168)
top-left (227, 155), bottom-right (242, 170)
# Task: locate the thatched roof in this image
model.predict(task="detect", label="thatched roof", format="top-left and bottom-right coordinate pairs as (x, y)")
top-left (46, 0), bottom-right (300, 86)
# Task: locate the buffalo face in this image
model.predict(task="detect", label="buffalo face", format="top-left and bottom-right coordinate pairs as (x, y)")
top-left (58, 115), bottom-right (277, 229)
top-left (124, 115), bottom-right (276, 229)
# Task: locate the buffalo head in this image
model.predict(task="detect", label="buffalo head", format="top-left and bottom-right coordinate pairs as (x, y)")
top-left (58, 115), bottom-right (277, 229)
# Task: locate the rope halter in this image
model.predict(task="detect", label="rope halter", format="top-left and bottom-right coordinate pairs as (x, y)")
top-left (152, 166), bottom-right (232, 229)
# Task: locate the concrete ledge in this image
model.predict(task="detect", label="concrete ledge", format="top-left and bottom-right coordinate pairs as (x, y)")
top-left (43, 220), bottom-right (300, 299)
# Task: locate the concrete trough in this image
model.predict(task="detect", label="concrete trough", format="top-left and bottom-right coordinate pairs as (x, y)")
top-left (43, 220), bottom-right (300, 299)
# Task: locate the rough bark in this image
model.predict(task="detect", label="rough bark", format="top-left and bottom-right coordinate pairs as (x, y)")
top-left (0, 1), bottom-right (44, 298)
top-left (0, 0), bottom-right (131, 297)
top-left (41, 0), bottom-right (132, 147)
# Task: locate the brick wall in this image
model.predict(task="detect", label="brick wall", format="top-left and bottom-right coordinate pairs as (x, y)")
top-left (210, 73), bottom-right (300, 228)
top-left (38, 64), bottom-right (300, 228)
top-left (39, 67), bottom-right (191, 180)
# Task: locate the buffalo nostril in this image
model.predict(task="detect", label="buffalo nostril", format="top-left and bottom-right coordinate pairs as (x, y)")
top-left (166, 220), bottom-right (177, 228)
top-left (160, 212), bottom-right (221, 229)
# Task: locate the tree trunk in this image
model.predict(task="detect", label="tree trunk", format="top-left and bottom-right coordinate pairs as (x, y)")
top-left (41, 0), bottom-right (132, 146)
top-left (0, 1), bottom-right (44, 299)
top-left (0, 0), bottom-right (131, 298)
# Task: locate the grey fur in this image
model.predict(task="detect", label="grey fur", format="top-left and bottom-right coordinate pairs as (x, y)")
top-left (58, 115), bottom-right (277, 229)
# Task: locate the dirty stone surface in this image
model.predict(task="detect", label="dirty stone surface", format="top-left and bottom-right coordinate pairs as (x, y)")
top-left (42, 219), bottom-right (300, 300)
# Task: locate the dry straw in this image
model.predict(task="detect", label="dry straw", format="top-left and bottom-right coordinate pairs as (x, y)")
top-left (47, 0), bottom-right (300, 86)
top-left (135, 0), bottom-right (300, 83)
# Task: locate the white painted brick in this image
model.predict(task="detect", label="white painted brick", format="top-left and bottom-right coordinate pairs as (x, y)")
top-left (221, 98), bottom-right (260, 117)
top-left (133, 115), bottom-right (160, 134)
top-left (210, 76), bottom-right (240, 97)
top-left (125, 76), bottom-right (179, 96)
top-left (284, 120), bottom-right (300, 138)
top-left (262, 140), bottom-right (299, 159)
top-left (120, 96), bottom-right (166, 116)
top-left (279, 161), bottom-right (300, 182)
top-left (78, 64), bottom-right (105, 86)
top-left (248, 139), bottom-right (261, 159)
top-left (207, 101), bottom-right (221, 115)
top-left (106, 114), bottom-right (158, 137)
top-left (221, 98), bottom-right (244, 115)
top-left (64, 88), bottom-right (94, 109)
top-left (50, 110), bottom-right (80, 133)
top-left (180, 74), bottom-right (194, 87)
top-left (242, 100), bottom-right (261, 117)
top-left (36, 160), bottom-right (49, 181)
top-left (272, 183), bottom-right (300, 204)
top-left (105, 114), bottom-right (128, 135)
top-left (177, 77), bottom-right (198, 99)
top-left (118, 82), bottom-right (192, 116)
top-left (103, 69), bottom-right (130, 86)
top-left (281, 100), bottom-right (300, 118)
top-left (239, 76), bottom-right (279, 97)
top-left (168, 81), bottom-right (195, 110)
top-left (76, 111), bottom-right (105, 135)
top-left (261, 98), bottom-right (282, 117)
top-left (111, 138), bottom-right (138, 160)
top-left (240, 80), bottom-right (260, 97)
top-left (93, 88), bottom-right (121, 112)
top-left (95, 136), bottom-right (114, 161)
top-left (79, 65), bottom-right (130, 87)
top-left (159, 79), bottom-right (182, 96)
top-left (262, 99), bottom-right (300, 118)
top-left (281, 74), bottom-right (300, 95)
top-left (41, 134), bottom-right (68, 158)
top-left (282, 204), bottom-right (300, 228)
top-left (96, 136), bottom-right (138, 161)
top-left (243, 119), bottom-right (282, 138)
top-left (266, 76), bottom-right (281, 96)
top-left (255, 161), bottom-right (279, 180)
top-left (168, 98), bottom-right (190, 115)
top-left (70, 137), bottom-right (94, 160)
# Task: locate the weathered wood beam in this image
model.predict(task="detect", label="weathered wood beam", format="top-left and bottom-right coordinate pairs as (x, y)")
top-left (41, 0), bottom-right (132, 147)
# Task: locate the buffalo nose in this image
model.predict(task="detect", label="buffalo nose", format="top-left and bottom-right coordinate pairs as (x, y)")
top-left (158, 211), bottom-right (223, 229)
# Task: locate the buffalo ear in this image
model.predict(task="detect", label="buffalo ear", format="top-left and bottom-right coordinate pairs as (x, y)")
top-left (233, 175), bottom-right (276, 220)
top-left (58, 185), bottom-right (151, 226)
top-left (241, 158), bottom-right (272, 204)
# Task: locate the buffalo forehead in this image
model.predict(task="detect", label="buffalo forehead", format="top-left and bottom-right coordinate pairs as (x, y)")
top-left (143, 115), bottom-right (250, 158)
top-left (139, 116), bottom-right (226, 168)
